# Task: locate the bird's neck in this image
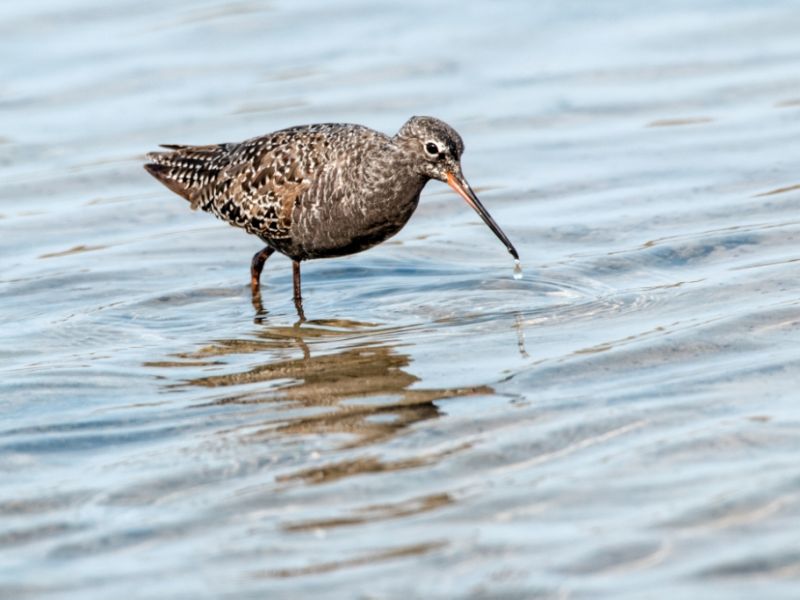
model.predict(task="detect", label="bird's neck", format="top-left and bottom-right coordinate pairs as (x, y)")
top-left (328, 143), bottom-right (426, 240)
top-left (360, 143), bottom-right (427, 208)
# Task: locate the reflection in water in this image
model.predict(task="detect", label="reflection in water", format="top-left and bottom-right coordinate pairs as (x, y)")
top-left (166, 318), bottom-right (492, 453)
top-left (514, 311), bottom-right (530, 358)
top-left (281, 492), bottom-right (453, 532)
top-left (138, 319), bottom-right (482, 567)
top-left (255, 541), bottom-right (447, 579)
top-left (252, 287), bottom-right (305, 323)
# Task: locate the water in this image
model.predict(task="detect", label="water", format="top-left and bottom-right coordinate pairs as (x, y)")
top-left (513, 260), bottom-right (523, 280)
top-left (3, 1), bottom-right (800, 598)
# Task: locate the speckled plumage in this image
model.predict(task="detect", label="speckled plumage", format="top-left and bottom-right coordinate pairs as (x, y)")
top-left (145, 116), bottom-right (518, 311)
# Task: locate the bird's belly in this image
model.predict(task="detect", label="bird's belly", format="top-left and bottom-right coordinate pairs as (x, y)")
top-left (288, 193), bottom-right (420, 260)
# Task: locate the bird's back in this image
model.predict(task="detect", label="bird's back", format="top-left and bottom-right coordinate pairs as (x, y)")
top-left (145, 124), bottom-right (389, 244)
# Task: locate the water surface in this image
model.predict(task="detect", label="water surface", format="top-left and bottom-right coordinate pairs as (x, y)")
top-left (3, 1), bottom-right (800, 598)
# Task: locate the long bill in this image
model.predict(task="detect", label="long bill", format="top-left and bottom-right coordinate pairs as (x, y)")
top-left (446, 172), bottom-right (519, 260)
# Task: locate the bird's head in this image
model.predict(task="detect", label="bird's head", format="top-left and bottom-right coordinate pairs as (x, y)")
top-left (395, 115), bottom-right (465, 184)
top-left (394, 116), bottom-right (519, 261)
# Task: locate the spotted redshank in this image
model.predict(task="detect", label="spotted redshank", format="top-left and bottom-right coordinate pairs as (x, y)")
top-left (144, 116), bottom-right (519, 314)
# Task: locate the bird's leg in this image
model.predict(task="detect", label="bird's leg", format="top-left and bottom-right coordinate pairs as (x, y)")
top-left (250, 246), bottom-right (275, 291)
top-left (251, 287), bottom-right (266, 321)
top-left (292, 260), bottom-right (305, 322)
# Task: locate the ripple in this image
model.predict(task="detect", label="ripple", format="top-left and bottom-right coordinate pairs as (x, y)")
top-left (5, 0), bottom-right (800, 597)
top-left (254, 541), bottom-right (447, 579)
top-left (281, 492), bottom-right (453, 532)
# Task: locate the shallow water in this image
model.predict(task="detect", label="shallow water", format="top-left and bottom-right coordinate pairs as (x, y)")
top-left (3, 1), bottom-right (800, 598)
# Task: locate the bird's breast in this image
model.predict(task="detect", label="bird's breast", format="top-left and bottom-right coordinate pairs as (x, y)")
top-left (287, 175), bottom-right (425, 260)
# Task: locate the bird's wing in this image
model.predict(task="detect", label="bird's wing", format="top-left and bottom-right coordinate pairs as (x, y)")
top-left (210, 130), bottom-right (321, 239)
top-left (145, 124), bottom-right (365, 240)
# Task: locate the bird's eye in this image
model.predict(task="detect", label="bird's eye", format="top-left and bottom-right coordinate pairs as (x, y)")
top-left (425, 142), bottom-right (439, 155)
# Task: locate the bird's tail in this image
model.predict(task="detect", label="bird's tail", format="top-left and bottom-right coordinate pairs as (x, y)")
top-left (144, 144), bottom-right (230, 209)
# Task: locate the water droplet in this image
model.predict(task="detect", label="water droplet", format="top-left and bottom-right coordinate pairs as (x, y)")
top-left (513, 260), bottom-right (523, 280)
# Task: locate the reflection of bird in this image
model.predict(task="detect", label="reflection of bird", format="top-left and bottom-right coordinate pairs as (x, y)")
top-left (175, 319), bottom-right (492, 452)
top-left (144, 116), bottom-right (519, 313)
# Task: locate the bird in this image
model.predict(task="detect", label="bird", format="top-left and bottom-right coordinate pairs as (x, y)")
top-left (144, 116), bottom-right (519, 315)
